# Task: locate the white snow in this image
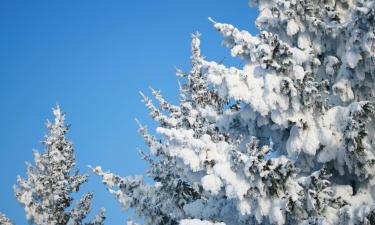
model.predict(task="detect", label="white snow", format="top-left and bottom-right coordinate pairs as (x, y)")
top-left (345, 50), bottom-right (362, 69)
top-left (332, 79), bottom-right (354, 102)
top-left (297, 33), bottom-right (311, 49)
top-left (201, 174), bottom-right (223, 194)
top-left (286, 19), bottom-right (299, 36)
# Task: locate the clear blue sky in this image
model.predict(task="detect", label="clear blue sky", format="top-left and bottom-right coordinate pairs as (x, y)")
top-left (0, 1), bottom-right (257, 224)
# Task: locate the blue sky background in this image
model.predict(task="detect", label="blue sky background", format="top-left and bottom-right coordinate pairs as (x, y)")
top-left (0, 1), bottom-right (257, 224)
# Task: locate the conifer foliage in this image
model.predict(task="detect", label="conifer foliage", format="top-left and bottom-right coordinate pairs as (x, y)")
top-left (8, 106), bottom-right (105, 225)
top-left (94, 1), bottom-right (375, 225)
top-left (0, 213), bottom-right (14, 225)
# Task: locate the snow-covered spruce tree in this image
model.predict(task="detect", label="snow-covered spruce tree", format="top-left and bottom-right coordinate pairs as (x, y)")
top-left (14, 106), bottom-right (105, 225)
top-left (94, 1), bottom-right (375, 225)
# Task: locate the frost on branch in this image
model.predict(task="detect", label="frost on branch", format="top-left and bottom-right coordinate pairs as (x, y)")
top-left (0, 213), bottom-right (14, 225)
top-left (14, 106), bottom-right (105, 225)
top-left (96, 0), bottom-right (375, 224)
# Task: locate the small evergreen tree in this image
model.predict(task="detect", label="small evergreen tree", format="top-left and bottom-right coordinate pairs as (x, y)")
top-left (14, 106), bottom-right (105, 225)
top-left (94, 1), bottom-right (375, 225)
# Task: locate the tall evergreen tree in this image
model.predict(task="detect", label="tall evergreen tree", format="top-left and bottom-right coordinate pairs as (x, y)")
top-left (94, 1), bottom-right (375, 225)
top-left (14, 106), bottom-right (105, 225)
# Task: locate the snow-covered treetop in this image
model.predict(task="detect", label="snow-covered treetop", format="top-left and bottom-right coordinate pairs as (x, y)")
top-left (95, 1), bottom-right (375, 225)
top-left (14, 106), bottom-right (105, 225)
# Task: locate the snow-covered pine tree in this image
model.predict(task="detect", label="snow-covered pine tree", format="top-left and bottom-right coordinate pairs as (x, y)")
top-left (94, 1), bottom-right (375, 225)
top-left (13, 106), bottom-right (105, 225)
